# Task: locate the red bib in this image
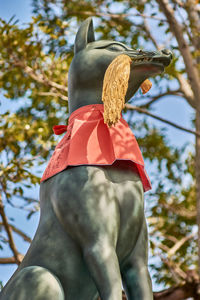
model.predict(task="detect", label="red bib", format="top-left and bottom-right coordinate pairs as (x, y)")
top-left (41, 104), bottom-right (151, 192)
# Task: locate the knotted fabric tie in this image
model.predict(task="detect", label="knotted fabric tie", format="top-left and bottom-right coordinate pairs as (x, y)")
top-left (53, 125), bottom-right (68, 135)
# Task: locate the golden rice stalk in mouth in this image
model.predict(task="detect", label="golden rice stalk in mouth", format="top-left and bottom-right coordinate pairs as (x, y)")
top-left (102, 54), bottom-right (152, 127)
top-left (102, 54), bottom-right (132, 127)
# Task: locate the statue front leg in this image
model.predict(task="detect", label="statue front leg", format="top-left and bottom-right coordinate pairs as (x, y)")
top-left (83, 239), bottom-right (122, 300)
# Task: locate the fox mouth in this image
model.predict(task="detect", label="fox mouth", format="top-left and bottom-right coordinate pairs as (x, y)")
top-left (130, 55), bottom-right (172, 68)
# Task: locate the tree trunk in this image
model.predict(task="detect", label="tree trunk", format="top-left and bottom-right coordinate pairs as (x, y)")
top-left (196, 105), bottom-right (200, 294)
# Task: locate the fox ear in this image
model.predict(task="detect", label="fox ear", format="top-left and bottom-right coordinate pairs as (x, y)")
top-left (74, 17), bottom-right (95, 54)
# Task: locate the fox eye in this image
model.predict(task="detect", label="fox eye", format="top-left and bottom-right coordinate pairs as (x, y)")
top-left (107, 44), bottom-right (125, 52)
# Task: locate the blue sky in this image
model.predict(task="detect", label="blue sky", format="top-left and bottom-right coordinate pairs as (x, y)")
top-left (0, 0), bottom-right (195, 289)
top-left (0, 0), bottom-right (32, 23)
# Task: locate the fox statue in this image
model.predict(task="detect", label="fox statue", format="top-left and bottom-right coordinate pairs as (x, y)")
top-left (0, 18), bottom-right (172, 300)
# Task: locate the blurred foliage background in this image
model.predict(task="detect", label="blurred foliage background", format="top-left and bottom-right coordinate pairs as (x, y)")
top-left (0, 0), bottom-right (200, 299)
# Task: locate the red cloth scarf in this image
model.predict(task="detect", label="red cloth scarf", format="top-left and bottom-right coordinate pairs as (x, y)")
top-left (41, 104), bottom-right (151, 192)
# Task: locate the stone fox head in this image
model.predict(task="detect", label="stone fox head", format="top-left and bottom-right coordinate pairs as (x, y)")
top-left (68, 17), bottom-right (172, 113)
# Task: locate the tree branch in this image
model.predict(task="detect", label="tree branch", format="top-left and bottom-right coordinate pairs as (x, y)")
top-left (153, 278), bottom-right (200, 300)
top-left (161, 257), bottom-right (188, 281)
top-left (125, 103), bottom-right (200, 137)
top-left (168, 233), bottom-right (196, 256)
top-left (157, 0), bottom-right (200, 102)
top-left (171, 0), bottom-right (185, 7)
top-left (68, 10), bottom-right (168, 23)
top-left (142, 18), bottom-right (160, 50)
top-left (162, 202), bottom-right (196, 219)
top-left (176, 73), bottom-right (195, 108)
top-left (37, 91), bottom-right (68, 101)
top-left (0, 194), bottom-right (22, 264)
top-left (185, 0), bottom-right (200, 51)
top-left (0, 254), bottom-right (24, 265)
top-left (0, 222), bottom-right (32, 243)
top-left (140, 90), bottom-right (183, 108)
top-left (0, 257), bottom-right (19, 264)
top-left (12, 59), bottom-right (68, 93)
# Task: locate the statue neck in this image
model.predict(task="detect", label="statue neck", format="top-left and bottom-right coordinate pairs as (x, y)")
top-left (68, 88), bottom-right (103, 114)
